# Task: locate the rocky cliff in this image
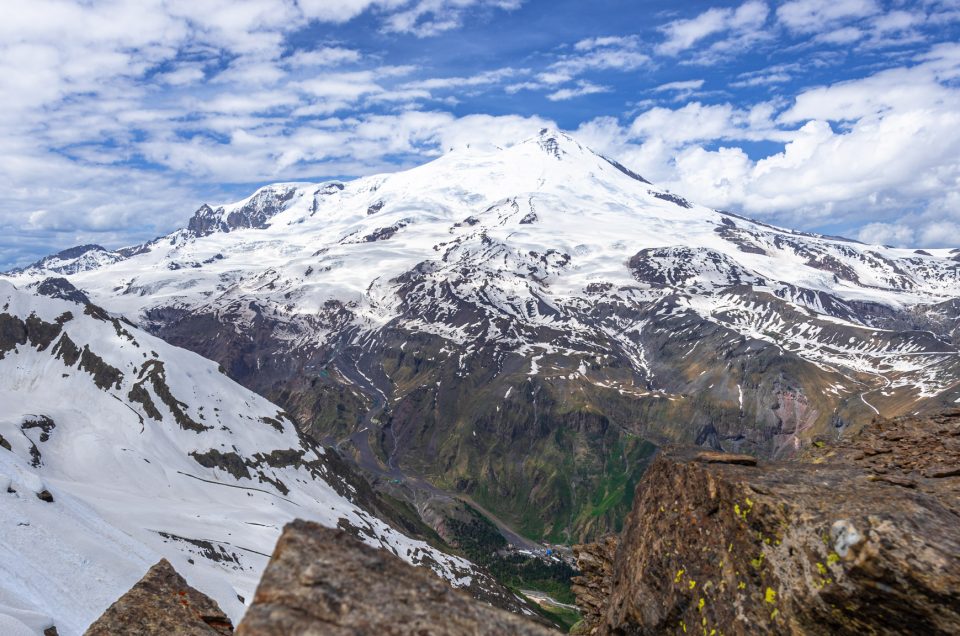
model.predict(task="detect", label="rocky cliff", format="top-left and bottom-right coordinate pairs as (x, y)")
top-left (572, 410), bottom-right (960, 635)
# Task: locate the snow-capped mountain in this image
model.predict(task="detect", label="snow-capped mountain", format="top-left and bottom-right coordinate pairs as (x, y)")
top-left (7, 129), bottom-right (960, 541)
top-left (0, 281), bottom-right (488, 635)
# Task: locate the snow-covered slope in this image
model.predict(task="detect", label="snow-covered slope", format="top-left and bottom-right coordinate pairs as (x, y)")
top-left (6, 129), bottom-right (960, 540)
top-left (0, 281), bottom-right (478, 635)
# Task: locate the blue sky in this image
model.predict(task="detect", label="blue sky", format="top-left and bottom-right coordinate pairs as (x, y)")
top-left (1, 0), bottom-right (959, 269)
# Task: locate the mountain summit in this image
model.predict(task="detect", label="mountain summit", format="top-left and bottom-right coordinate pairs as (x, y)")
top-left (7, 130), bottom-right (960, 541)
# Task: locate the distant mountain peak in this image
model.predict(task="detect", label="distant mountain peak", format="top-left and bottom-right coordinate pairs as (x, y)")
top-left (186, 183), bottom-right (302, 237)
top-left (527, 127), bottom-right (588, 159)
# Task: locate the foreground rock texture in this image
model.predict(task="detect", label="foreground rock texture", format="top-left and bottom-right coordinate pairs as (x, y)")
top-left (573, 411), bottom-right (960, 635)
top-left (236, 520), bottom-right (555, 635)
top-left (84, 559), bottom-right (233, 636)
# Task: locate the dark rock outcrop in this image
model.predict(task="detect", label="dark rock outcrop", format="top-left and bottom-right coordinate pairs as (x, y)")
top-left (236, 520), bottom-right (555, 636)
top-left (84, 559), bottom-right (233, 636)
top-left (188, 187), bottom-right (297, 237)
top-left (572, 411), bottom-right (960, 635)
top-left (35, 277), bottom-right (91, 305)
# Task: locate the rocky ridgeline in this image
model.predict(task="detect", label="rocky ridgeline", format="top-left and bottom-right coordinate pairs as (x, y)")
top-left (84, 521), bottom-right (554, 635)
top-left (572, 410), bottom-right (960, 635)
top-left (84, 560), bottom-right (233, 636)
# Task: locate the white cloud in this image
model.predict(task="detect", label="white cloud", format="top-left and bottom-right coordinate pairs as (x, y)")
top-left (157, 64), bottom-right (207, 86)
top-left (871, 10), bottom-right (925, 34)
top-left (857, 221), bottom-right (917, 245)
top-left (658, 8), bottom-right (732, 55)
top-left (574, 36), bottom-right (636, 51)
top-left (284, 46), bottom-right (363, 67)
top-left (402, 68), bottom-right (522, 91)
top-left (504, 35), bottom-right (649, 98)
top-left (627, 101), bottom-right (785, 145)
top-left (575, 45), bottom-right (960, 248)
top-left (546, 36), bottom-right (650, 82)
top-left (654, 79), bottom-right (705, 92)
top-left (780, 54), bottom-right (958, 123)
top-left (296, 0), bottom-right (380, 23)
top-left (657, 0), bottom-right (769, 56)
top-left (814, 26), bottom-right (865, 44)
top-left (857, 213), bottom-right (960, 248)
top-left (547, 81), bottom-right (610, 101)
top-left (296, 0), bottom-right (524, 34)
top-left (776, 0), bottom-right (880, 33)
top-left (379, 0), bottom-right (523, 37)
top-left (729, 70), bottom-right (793, 88)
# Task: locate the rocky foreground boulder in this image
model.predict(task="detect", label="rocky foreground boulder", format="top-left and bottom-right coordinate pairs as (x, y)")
top-left (237, 520), bottom-right (553, 636)
top-left (236, 519), bottom-right (555, 635)
top-left (85, 522), bottom-right (556, 635)
top-left (572, 410), bottom-right (960, 635)
top-left (84, 559), bottom-right (233, 635)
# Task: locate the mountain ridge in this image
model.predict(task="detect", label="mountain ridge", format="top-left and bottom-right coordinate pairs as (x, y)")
top-left (0, 281), bottom-right (516, 635)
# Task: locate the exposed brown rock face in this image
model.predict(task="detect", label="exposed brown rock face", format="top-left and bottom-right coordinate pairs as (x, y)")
top-left (570, 536), bottom-right (618, 633)
top-left (84, 559), bottom-right (233, 636)
top-left (810, 409), bottom-right (960, 496)
top-left (572, 411), bottom-right (960, 635)
top-left (236, 520), bottom-right (555, 636)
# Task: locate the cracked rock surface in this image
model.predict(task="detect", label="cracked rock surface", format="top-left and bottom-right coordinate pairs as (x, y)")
top-left (573, 410), bottom-right (960, 635)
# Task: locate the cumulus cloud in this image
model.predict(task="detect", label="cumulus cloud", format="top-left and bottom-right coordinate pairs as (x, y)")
top-left (576, 44), bottom-right (960, 248)
top-left (857, 215), bottom-right (960, 248)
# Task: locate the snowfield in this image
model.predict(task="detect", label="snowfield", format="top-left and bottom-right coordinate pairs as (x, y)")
top-left (0, 281), bottom-right (475, 635)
